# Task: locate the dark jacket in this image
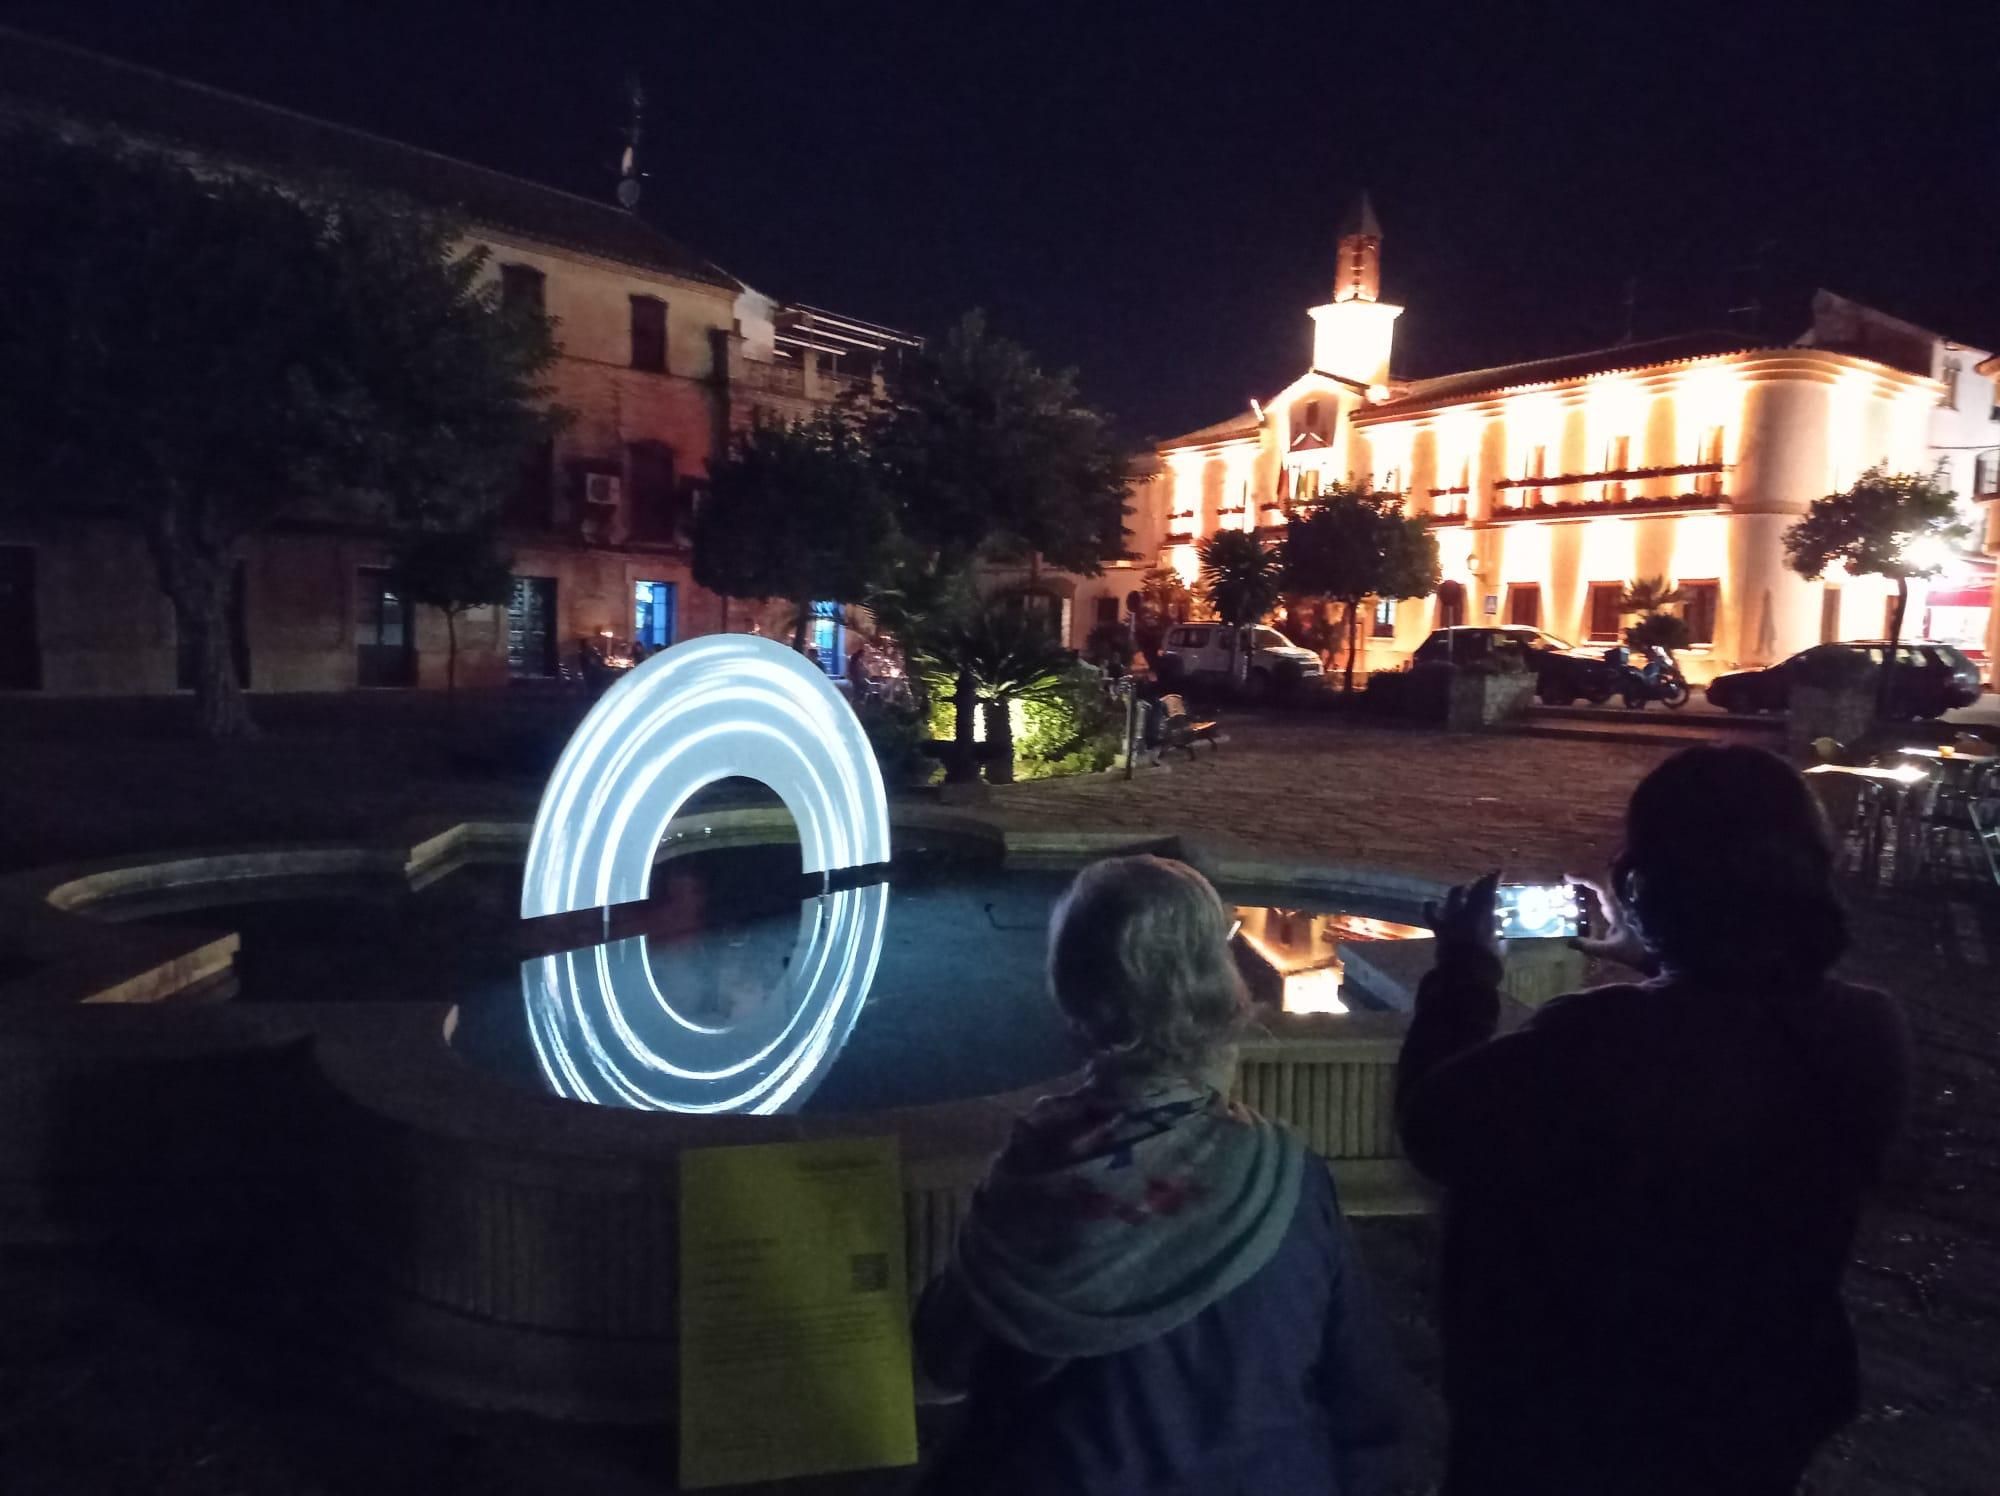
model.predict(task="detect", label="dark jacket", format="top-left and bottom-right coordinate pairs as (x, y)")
top-left (1399, 948), bottom-right (1909, 1496)
top-left (913, 1160), bottom-right (1400, 1496)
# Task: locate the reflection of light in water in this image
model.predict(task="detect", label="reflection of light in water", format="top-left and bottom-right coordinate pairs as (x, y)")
top-left (1233, 905), bottom-right (1428, 1015)
top-left (1280, 966), bottom-right (1346, 1016)
top-left (517, 634), bottom-right (892, 1114)
top-left (524, 882), bottom-right (888, 1113)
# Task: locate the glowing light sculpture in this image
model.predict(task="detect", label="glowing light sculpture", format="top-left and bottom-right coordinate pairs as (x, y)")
top-left (519, 634), bottom-right (891, 1114)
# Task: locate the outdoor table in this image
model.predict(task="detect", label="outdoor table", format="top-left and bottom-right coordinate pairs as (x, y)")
top-left (1806, 762), bottom-right (1933, 886)
top-left (1896, 747), bottom-right (2000, 886)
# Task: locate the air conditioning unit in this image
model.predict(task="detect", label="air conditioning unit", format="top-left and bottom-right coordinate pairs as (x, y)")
top-left (584, 473), bottom-right (622, 507)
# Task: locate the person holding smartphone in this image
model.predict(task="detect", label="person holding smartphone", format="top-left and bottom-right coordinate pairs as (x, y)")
top-left (1398, 745), bottom-right (1909, 1496)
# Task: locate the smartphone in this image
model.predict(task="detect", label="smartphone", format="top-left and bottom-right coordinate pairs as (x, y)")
top-left (1494, 882), bottom-right (1585, 941)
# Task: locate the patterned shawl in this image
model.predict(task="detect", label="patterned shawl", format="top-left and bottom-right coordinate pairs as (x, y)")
top-left (952, 1060), bottom-right (1307, 1360)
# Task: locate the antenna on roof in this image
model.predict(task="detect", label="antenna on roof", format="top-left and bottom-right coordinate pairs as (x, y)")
top-left (1619, 275), bottom-right (1638, 345)
top-left (1727, 238), bottom-right (1775, 337)
top-left (616, 75), bottom-right (645, 211)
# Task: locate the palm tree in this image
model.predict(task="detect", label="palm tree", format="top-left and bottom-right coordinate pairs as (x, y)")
top-left (1198, 531), bottom-right (1284, 686)
top-left (1617, 576), bottom-right (1686, 615)
top-left (904, 590), bottom-right (1072, 785)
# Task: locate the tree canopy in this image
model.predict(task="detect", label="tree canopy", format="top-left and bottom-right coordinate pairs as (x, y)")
top-left (1785, 468), bottom-right (1967, 709)
top-left (691, 412), bottom-right (896, 646)
top-left (0, 129), bottom-right (563, 734)
top-left (866, 312), bottom-right (1130, 576)
top-left (1783, 469), bottom-right (1965, 589)
top-left (386, 528), bottom-right (516, 695)
top-left (1198, 531), bottom-right (1284, 629)
top-left (1283, 485), bottom-right (1440, 689)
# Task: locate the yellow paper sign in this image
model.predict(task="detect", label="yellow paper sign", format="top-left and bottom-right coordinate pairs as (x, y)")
top-left (678, 1135), bottom-right (918, 1489)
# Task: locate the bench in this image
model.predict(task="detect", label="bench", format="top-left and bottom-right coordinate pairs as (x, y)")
top-left (1155, 693), bottom-right (1221, 760)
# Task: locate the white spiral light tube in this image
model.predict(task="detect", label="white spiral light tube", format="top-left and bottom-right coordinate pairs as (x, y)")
top-left (518, 634), bottom-right (892, 1113)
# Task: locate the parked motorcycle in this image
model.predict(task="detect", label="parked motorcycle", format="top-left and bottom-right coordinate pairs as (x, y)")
top-left (1604, 644), bottom-right (1690, 710)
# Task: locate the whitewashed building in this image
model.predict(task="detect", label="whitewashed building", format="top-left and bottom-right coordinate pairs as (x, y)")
top-left (1134, 199), bottom-right (2000, 683)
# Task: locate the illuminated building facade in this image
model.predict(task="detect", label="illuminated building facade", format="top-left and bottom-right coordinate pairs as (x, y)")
top-left (1136, 198), bottom-right (2000, 681)
top-left (0, 30), bottom-right (917, 696)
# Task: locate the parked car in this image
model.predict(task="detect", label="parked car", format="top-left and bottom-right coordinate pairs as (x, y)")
top-left (1156, 623), bottom-right (1325, 698)
top-left (1409, 625), bottom-right (1621, 705)
top-left (1706, 640), bottom-right (1983, 719)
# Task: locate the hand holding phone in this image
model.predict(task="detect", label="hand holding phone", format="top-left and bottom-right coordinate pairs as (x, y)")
top-left (1493, 882), bottom-right (1587, 942)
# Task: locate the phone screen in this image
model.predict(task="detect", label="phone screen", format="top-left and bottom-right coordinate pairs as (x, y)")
top-left (1494, 882), bottom-right (1584, 941)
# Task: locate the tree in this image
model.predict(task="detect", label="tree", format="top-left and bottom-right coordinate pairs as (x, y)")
top-left (903, 588), bottom-right (1072, 785)
top-left (0, 130), bottom-right (562, 736)
top-left (1132, 566), bottom-right (1193, 670)
top-left (1198, 530), bottom-right (1284, 685)
top-left (1618, 575), bottom-right (1691, 654)
top-left (691, 412), bottom-right (897, 651)
top-left (865, 312), bottom-right (1130, 780)
top-left (1784, 468), bottom-right (1966, 712)
top-left (867, 312), bottom-right (1131, 578)
top-left (1283, 485), bottom-right (1441, 692)
top-left (386, 529), bottom-right (515, 699)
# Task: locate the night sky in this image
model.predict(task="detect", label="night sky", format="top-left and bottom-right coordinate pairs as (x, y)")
top-left (5, 1), bottom-right (1998, 443)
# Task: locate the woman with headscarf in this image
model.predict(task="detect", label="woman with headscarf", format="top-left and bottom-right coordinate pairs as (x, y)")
top-left (913, 854), bottom-right (1401, 1495)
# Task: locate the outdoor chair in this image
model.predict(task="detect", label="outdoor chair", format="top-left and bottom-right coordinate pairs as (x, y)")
top-left (1806, 768), bottom-right (1888, 883)
top-left (1923, 756), bottom-right (2000, 888)
top-left (1155, 693), bottom-right (1221, 761)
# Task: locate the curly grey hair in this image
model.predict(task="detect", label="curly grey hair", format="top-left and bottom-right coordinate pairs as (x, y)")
top-left (1047, 854), bottom-right (1248, 1073)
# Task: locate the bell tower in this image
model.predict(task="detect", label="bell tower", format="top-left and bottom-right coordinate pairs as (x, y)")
top-left (1309, 193), bottom-right (1402, 387)
top-left (1332, 192), bottom-right (1382, 303)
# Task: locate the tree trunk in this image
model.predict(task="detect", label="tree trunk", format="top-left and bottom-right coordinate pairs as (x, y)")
top-left (445, 609), bottom-right (459, 697)
top-left (163, 553), bottom-right (253, 740)
top-left (1344, 600), bottom-right (1362, 694)
top-left (1878, 575), bottom-right (1909, 720)
top-left (946, 668), bottom-right (980, 784)
top-left (792, 595), bottom-right (812, 653)
top-left (983, 696), bottom-right (1015, 784)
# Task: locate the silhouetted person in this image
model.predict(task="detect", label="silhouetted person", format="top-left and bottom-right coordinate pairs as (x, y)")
top-left (915, 855), bottom-right (1400, 1495)
top-left (1401, 745), bottom-right (1909, 1495)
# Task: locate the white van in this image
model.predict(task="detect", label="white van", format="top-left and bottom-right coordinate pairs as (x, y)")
top-left (1157, 624), bottom-right (1324, 697)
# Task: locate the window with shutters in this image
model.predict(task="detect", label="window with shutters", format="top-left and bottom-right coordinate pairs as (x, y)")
top-left (625, 442), bottom-right (679, 541)
top-left (499, 263), bottom-right (545, 315)
top-left (1680, 580), bottom-right (1718, 646)
top-left (1586, 583), bottom-right (1624, 642)
top-left (630, 296), bottom-right (667, 372)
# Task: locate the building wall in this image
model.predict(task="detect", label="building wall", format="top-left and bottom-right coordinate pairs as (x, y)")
top-left (0, 223), bottom-right (868, 698)
top-left (1139, 350), bottom-right (1943, 683)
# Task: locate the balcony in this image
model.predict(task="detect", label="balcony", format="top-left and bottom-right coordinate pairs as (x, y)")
top-left (1491, 459), bottom-right (1725, 494)
top-left (1489, 490), bottom-right (1732, 524)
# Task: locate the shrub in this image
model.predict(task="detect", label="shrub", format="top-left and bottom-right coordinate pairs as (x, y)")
top-left (1015, 665), bottom-right (1121, 779)
top-left (855, 697), bottom-right (938, 787)
top-left (1626, 611), bottom-right (1692, 653)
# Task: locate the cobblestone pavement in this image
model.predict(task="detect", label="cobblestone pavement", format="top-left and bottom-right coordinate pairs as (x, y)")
top-left (987, 716), bottom-right (1680, 882)
top-left (1, 705), bottom-right (1996, 1493)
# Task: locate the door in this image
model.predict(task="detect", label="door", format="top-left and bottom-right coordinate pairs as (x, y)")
top-left (633, 580), bottom-right (677, 649)
top-left (176, 559), bottom-right (249, 690)
top-left (0, 546), bottom-right (41, 690)
top-left (1435, 580), bottom-right (1466, 630)
top-left (507, 575), bottom-right (558, 677)
top-left (355, 568), bottom-right (416, 688)
top-left (1506, 583), bottom-right (1542, 628)
top-left (810, 600), bottom-right (844, 677)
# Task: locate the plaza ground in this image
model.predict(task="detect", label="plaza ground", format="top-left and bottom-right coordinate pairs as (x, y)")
top-left (0, 695), bottom-right (1996, 1494)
